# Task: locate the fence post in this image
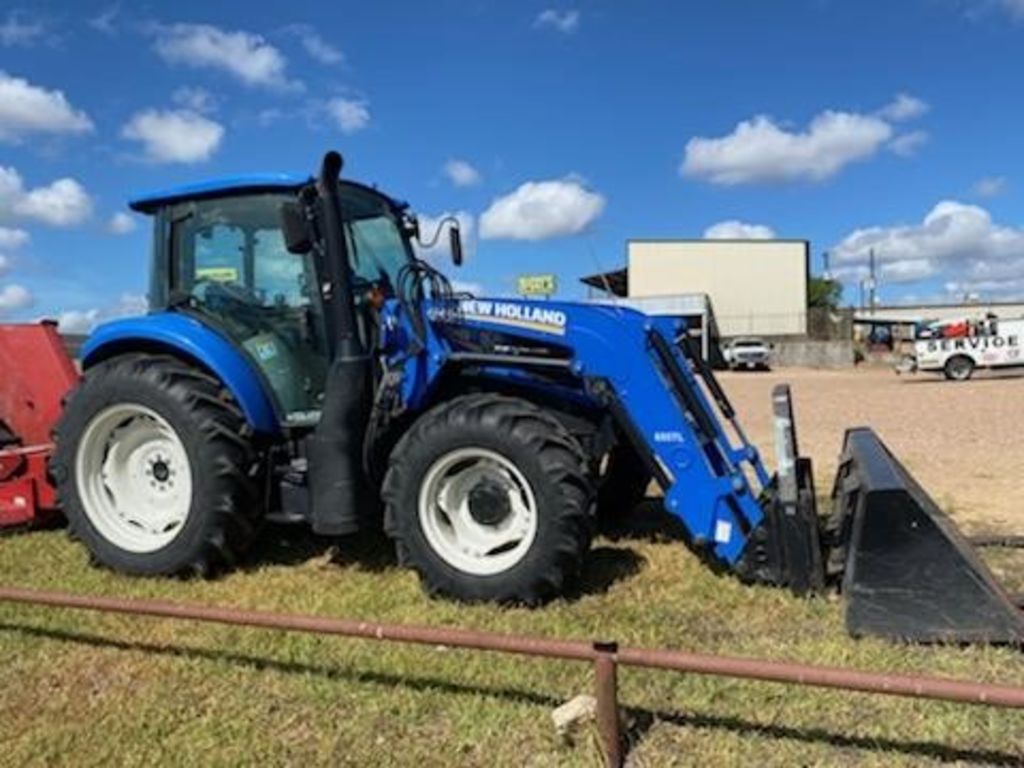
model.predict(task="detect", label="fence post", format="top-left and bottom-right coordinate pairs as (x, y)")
top-left (593, 641), bottom-right (621, 768)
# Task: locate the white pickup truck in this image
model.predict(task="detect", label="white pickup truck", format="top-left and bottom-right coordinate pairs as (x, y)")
top-left (898, 316), bottom-right (1024, 381)
top-left (722, 337), bottom-right (772, 370)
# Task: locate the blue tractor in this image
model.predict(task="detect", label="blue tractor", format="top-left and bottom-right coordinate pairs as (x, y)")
top-left (49, 152), bottom-right (1023, 643)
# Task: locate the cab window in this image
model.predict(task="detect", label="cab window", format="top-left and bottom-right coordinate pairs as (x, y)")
top-left (169, 193), bottom-right (328, 423)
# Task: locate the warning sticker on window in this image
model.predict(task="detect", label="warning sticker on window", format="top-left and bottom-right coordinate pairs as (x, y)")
top-left (196, 266), bottom-right (239, 283)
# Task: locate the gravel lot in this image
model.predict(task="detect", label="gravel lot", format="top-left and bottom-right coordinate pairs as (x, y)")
top-left (718, 366), bottom-right (1024, 535)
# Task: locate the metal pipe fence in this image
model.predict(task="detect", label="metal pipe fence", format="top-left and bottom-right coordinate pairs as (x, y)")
top-left (1, 585), bottom-right (1022, 767)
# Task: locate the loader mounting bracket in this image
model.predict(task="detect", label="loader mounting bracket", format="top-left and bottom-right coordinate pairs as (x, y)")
top-left (736, 385), bottom-right (825, 593)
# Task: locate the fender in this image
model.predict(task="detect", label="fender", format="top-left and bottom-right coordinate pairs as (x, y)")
top-left (81, 313), bottom-right (279, 434)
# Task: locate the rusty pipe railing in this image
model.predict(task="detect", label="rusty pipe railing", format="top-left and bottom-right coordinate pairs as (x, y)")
top-left (2, 585), bottom-right (1023, 767)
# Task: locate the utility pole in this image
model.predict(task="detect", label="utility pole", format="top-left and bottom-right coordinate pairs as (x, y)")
top-left (867, 248), bottom-right (877, 314)
top-left (822, 251), bottom-right (831, 280)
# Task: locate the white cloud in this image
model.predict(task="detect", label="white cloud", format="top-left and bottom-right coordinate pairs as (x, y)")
top-left (0, 226), bottom-right (29, 249)
top-left (480, 178), bottom-right (605, 240)
top-left (878, 93), bottom-right (929, 122)
top-left (703, 220), bottom-right (777, 240)
top-left (0, 167), bottom-right (93, 227)
top-left (0, 71), bottom-right (94, 143)
top-left (887, 130), bottom-right (929, 157)
top-left (107, 212), bottom-right (137, 235)
top-left (882, 258), bottom-right (936, 283)
top-left (326, 97), bottom-right (370, 134)
top-left (172, 86), bottom-right (216, 113)
top-left (415, 211), bottom-right (476, 262)
top-left (832, 200), bottom-right (1024, 293)
top-left (121, 109), bottom-right (225, 164)
top-left (683, 94), bottom-right (928, 186)
top-left (286, 24), bottom-right (344, 65)
top-left (14, 178), bottom-right (93, 227)
top-left (443, 159), bottom-right (482, 187)
top-left (683, 111), bottom-right (893, 185)
top-left (972, 176), bottom-right (1008, 198)
top-left (451, 280), bottom-right (483, 296)
top-left (56, 293), bottom-right (148, 334)
top-left (0, 12), bottom-right (46, 46)
top-left (0, 166), bottom-right (21, 207)
top-left (534, 9), bottom-right (581, 33)
top-left (977, 0), bottom-right (1024, 21)
top-left (89, 5), bottom-right (120, 35)
top-left (0, 254), bottom-right (8, 275)
top-left (54, 308), bottom-right (99, 334)
top-left (0, 283), bottom-right (33, 312)
top-left (154, 23), bottom-right (299, 91)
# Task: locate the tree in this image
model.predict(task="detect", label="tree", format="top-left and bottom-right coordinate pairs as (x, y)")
top-left (808, 277), bottom-right (842, 310)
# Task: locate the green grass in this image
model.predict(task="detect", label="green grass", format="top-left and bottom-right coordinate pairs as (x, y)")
top-left (1, 516), bottom-right (1022, 767)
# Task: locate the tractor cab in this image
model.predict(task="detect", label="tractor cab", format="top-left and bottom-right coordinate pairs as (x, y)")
top-left (130, 176), bottom-right (422, 426)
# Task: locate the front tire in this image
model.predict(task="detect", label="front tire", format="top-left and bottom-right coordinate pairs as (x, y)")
top-left (51, 354), bottom-right (264, 576)
top-left (943, 355), bottom-right (975, 381)
top-left (382, 394), bottom-right (595, 604)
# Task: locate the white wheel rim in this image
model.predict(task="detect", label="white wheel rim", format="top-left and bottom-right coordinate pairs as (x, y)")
top-left (418, 447), bottom-right (539, 576)
top-left (75, 404), bottom-right (194, 554)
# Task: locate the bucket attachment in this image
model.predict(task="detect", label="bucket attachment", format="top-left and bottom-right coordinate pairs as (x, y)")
top-left (739, 385), bottom-right (1021, 645)
top-left (828, 428), bottom-right (1024, 645)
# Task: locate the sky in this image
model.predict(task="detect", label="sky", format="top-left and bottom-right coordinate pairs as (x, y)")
top-left (2, 0), bottom-right (1024, 332)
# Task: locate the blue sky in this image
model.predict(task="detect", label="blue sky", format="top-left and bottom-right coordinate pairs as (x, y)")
top-left (1, 0), bottom-right (1024, 331)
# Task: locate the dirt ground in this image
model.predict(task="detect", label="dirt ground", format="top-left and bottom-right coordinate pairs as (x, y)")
top-left (718, 365), bottom-right (1024, 535)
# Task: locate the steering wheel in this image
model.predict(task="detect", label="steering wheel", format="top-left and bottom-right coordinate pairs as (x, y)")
top-left (192, 279), bottom-right (280, 334)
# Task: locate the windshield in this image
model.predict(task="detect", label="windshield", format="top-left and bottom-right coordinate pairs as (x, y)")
top-left (341, 184), bottom-right (412, 289)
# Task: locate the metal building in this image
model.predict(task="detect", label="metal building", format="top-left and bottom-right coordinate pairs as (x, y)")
top-left (582, 239), bottom-right (810, 338)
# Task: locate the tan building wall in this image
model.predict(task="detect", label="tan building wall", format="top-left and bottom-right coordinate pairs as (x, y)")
top-left (627, 240), bottom-right (809, 337)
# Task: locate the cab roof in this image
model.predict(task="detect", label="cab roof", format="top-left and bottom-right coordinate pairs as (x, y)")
top-left (128, 173), bottom-right (405, 214)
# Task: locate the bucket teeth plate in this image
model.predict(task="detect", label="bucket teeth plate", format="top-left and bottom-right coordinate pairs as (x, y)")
top-left (831, 428), bottom-right (1024, 645)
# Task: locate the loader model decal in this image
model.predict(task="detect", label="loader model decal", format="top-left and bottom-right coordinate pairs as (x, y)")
top-left (457, 299), bottom-right (568, 336)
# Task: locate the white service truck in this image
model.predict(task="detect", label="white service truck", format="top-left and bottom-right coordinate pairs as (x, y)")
top-left (898, 316), bottom-right (1024, 381)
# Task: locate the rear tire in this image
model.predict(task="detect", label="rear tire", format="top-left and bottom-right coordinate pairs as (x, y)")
top-left (943, 355), bottom-right (974, 381)
top-left (382, 394), bottom-right (595, 604)
top-left (51, 354), bottom-right (264, 576)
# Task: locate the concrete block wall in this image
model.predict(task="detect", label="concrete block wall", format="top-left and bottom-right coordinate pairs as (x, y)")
top-left (770, 339), bottom-right (855, 368)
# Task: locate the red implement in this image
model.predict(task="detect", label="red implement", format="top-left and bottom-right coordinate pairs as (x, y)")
top-left (0, 322), bottom-right (79, 528)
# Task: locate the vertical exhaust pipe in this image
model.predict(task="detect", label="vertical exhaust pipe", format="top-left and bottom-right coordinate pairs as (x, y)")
top-left (308, 151), bottom-right (373, 535)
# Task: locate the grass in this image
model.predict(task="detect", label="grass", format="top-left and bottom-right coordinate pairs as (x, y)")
top-left (1, 508), bottom-right (1022, 767)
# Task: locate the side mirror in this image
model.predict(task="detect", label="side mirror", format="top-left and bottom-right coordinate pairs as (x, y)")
top-left (280, 201), bottom-right (312, 254)
top-left (449, 226), bottom-right (464, 267)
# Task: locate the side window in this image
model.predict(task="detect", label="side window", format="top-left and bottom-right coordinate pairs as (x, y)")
top-left (169, 193), bottom-right (328, 424)
top-left (252, 228), bottom-right (308, 308)
top-left (194, 225), bottom-right (245, 287)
